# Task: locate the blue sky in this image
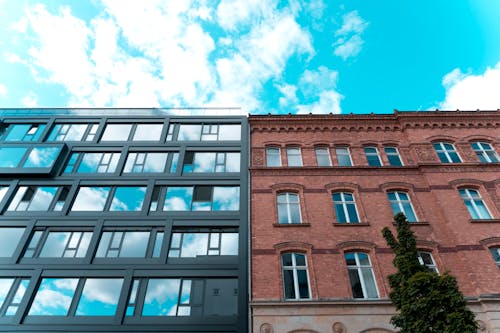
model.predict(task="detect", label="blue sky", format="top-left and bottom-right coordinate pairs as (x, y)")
top-left (0, 0), bottom-right (499, 114)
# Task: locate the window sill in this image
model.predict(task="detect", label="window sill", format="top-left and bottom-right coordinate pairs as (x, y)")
top-left (392, 221), bottom-right (430, 226)
top-left (273, 223), bottom-right (311, 227)
top-left (333, 222), bottom-right (370, 227)
top-left (470, 219), bottom-right (500, 223)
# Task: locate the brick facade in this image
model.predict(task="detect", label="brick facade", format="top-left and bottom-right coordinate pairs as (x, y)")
top-left (249, 111), bottom-right (500, 333)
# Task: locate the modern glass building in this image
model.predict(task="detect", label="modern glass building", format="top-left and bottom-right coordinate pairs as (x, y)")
top-left (0, 108), bottom-right (248, 332)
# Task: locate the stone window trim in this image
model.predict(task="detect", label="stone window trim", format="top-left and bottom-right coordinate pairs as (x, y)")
top-left (326, 183), bottom-right (368, 224)
top-left (273, 242), bottom-right (316, 300)
top-left (271, 184), bottom-right (308, 225)
top-left (449, 180), bottom-right (498, 220)
top-left (380, 183), bottom-right (426, 223)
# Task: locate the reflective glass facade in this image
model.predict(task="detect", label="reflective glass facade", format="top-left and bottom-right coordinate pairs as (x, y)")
top-left (0, 111), bottom-right (248, 332)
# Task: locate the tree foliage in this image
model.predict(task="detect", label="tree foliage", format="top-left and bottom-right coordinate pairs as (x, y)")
top-left (381, 213), bottom-right (477, 332)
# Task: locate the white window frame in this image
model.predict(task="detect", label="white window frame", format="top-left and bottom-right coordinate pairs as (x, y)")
top-left (286, 147), bottom-right (303, 167)
top-left (417, 251), bottom-right (439, 273)
top-left (459, 188), bottom-right (492, 220)
top-left (471, 142), bottom-right (499, 163)
top-left (281, 253), bottom-right (311, 300)
top-left (384, 146), bottom-right (403, 166)
top-left (434, 142), bottom-right (462, 163)
top-left (277, 192), bottom-right (302, 224)
top-left (387, 191), bottom-right (418, 222)
top-left (345, 252), bottom-right (379, 299)
top-left (266, 147), bottom-right (282, 167)
top-left (315, 147), bottom-right (332, 166)
top-left (364, 146), bottom-right (382, 166)
top-left (335, 147), bottom-right (353, 166)
top-left (333, 192), bottom-right (360, 223)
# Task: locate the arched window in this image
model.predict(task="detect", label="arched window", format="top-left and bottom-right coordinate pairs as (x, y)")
top-left (433, 142), bottom-right (461, 163)
top-left (489, 247), bottom-right (500, 269)
top-left (387, 191), bottom-right (418, 222)
top-left (332, 192), bottom-right (360, 223)
top-left (277, 192), bottom-right (302, 224)
top-left (458, 188), bottom-right (492, 220)
top-left (471, 142), bottom-right (499, 163)
top-left (266, 147), bottom-right (281, 167)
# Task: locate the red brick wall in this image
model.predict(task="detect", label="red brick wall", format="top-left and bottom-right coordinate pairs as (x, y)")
top-left (250, 111), bottom-right (500, 301)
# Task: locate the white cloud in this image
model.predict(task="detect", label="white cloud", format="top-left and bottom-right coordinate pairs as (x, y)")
top-left (439, 62), bottom-right (500, 110)
top-left (332, 10), bottom-right (368, 60)
top-left (216, 0), bottom-right (278, 31)
top-left (276, 83), bottom-right (298, 107)
top-left (21, 91), bottom-right (38, 107)
top-left (297, 66), bottom-right (342, 114)
top-left (0, 83), bottom-right (6, 97)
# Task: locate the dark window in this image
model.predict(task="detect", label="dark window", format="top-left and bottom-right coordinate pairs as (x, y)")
top-left (345, 252), bottom-right (378, 298)
top-left (281, 253), bottom-right (310, 300)
top-left (471, 142), bottom-right (499, 163)
top-left (433, 142), bottom-right (461, 163)
top-left (364, 146), bottom-right (382, 166)
top-left (384, 147), bottom-right (403, 166)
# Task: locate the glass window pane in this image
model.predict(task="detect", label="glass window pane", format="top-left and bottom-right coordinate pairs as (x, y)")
top-left (142, 279), bottom-right (181, 316)
top-left (23, 147), bottom-right (61, 168)
top-left (119, 232), bottom-right (150, 257)
top-left (474, 200), bottom-right (492, 219)
top-left (348, 269), bottom-right (364, 298)
top-left (220, 233), bottom-right (238, 255)
top-left (266, 148), bottom-right (281, 167)
top-left (212, 187), bottom-right (239, 211)
top-left (178, 125), bottom-right (201, 141)
top-left (101, 124), bottom-right (132, 141)
top-left (110, 187), bottom-right (146, 211)
top-left (75, 278), bottom-right (123, 316)
top-left (180, 233), bottom-right (208, 257)
top-left (226, 153), bottom-right (240, 172)
top-left (27, 187), bottom-right (58, 211)
top-left (5, 124), bottom-right (31, 141)
top-left (0, 147), bottom-right (27, 167)
top-left (0, 186), bottom-right (8, 202)
top-left (39, 232), bottom-right (70, 257)
top-left (143, 153), bottom-right (168, 172)
top-left (95, 233), bottom-right (112, 257)
top-left (193, 153), bottom-right (216, 172)
top-left (297, 270), bottom-right (310, 298)
top-left (0, 278), bottom-right (14, 308)
top-left (133, 124), bottom-right (162, 141)
top-left (72, 187), bottom-right (110, 211)
top-left (335, 203), bottom-right (347, 223)
top-left (164, 187), bottom-right (193, 211)
top-left (282, 270), bottom-right (295, 299)
top-left (346, 204), bottom-right (359, 222)
top-left (219, 125), bottom-right (241, 140)
top-left (76, 232), bottom-right (92, 257)
top-left (29, 278), bottom-right (78, 315)
top-left (152, 232), bottom-right (164, 258)
top-left (361, 268), bottom-right (378, 298)
top-left (282, 253), bottom-right (293, 266)
top-left (295, 254), bottom-right (306, 266)
top-left (0, 228), bottom-right (25, 257)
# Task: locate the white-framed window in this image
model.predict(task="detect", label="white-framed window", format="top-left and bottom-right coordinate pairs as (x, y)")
top-left (277, 192), bottom-right (302, 224)
top-left (384, 147), bottom-right (403, 166)
top-left (266, 147), bottom-right (281, 167)
top-left (281, 253), bottom-right (310, 300)
top-left (336, 147), bottom-right (353, 166)
top-left (286, 147), bottom-right (303, 167)
top-left (345, 252), bottom-right (379, 299)
top-left (433, 142), bottom-right (461, 163)
top-left (387, 191), bottom-right (418, 222)
top-left (489, 247), bottom-right (500, 269)
top-left (332, 192), bottom-right (360, 223)
top-left (315, 147), bottom-right (332, 166)
top-left (417, 251), bottom-right (439, 273)
top-left (471, 142), bottom-right (499, 163)
top-left (459, 188), bottom-right (492, 220)
top-left (364, 146), bottom-right (382, 166)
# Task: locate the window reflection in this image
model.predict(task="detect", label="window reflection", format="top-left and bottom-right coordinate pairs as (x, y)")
top-left (100, 124), bottom-right (132, 141)
top-left (29, 278), bottom-right (78, 315)
top-left (0, 228), bottom-right (25, 257)
top-left (0, 147), bottom-right (27, 167)
top-left (123, 152), bottom-right (169, 173)
top-left (183, 152), bottom-right (240, 173)
top-left (96, 231), bottom-right (150, 258)
top-left (132, 124), bottom-right (163, 141)
top-left (0, 186), bottom-right (7, 202)
top-left (47, 123), bottom-right (90, 142)
top-left (110, 187), bottom-right (146, 211)
top-left (34, 231), bottom-right (92, 258)
top-left (161, 186), bottom-right (239, 211)
top-left (75, 278), bottom-right (123, 316)
top-left (142, 279), bottom-right (182, 316)
top-left (68, 152), bottom-right (121, 173)
top-left (71, 187), bottom-right (110, 211)
top-left (4, 124), bottom-right (46, 141)
top-left (8, 186), bottom-right (59, 211)
top-left (0, 278), bottom-right (30, 317)
top-left (23, 147), bottom-right (61, 168)
top-left (173, 124), bottom-right (241, 141)
top-left (168, 231), bottom-right (238, 258)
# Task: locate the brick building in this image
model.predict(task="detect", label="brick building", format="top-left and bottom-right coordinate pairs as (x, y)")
top-left (249, 110), bottom-right (500, 333)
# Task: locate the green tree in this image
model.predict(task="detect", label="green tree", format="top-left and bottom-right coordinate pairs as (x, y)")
top-left (382, 213), bottom-right (477, 333)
